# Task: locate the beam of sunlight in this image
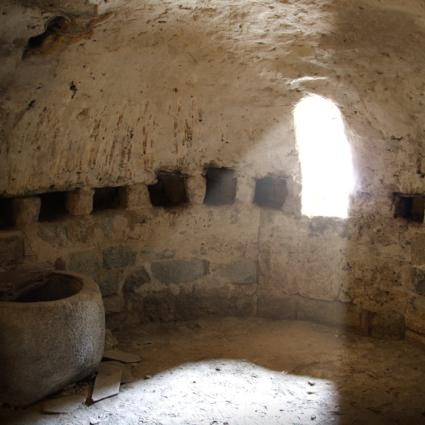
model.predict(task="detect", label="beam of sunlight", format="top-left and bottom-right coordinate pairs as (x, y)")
top-left (124, 360), bottom-right (338, 425)
top-left (294, 94), bottom-right (355, 218)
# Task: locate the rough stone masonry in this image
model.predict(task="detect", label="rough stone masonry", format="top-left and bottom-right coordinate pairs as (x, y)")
top-left (0, 0), bottom-right (424, 346)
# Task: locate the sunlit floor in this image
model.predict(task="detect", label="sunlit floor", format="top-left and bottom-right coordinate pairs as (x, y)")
top-left (1, 317), bottom-right (424, 425)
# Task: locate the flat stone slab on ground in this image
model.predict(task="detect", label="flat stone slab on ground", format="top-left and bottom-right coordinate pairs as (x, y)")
top-left (91, 362), bottom-right (122, 403)
top-left (103, 349), bottom-right (141, 363)
top-left (106, 361), bottom-right (134, 384)
top-left (42, 394), bottom-right (87, 414)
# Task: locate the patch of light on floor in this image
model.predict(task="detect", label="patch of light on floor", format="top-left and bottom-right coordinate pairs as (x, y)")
top-left (294, 94), bottom-right (355, 219)
top-left (289, 76), bottom-right (328, 85)
top-left (124, 360), bottom-right (338, 425)
top-left (0, 360), bottom-right (339, 425)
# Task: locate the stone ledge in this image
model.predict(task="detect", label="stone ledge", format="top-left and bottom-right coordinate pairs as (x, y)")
top-left (67, 188), bottom-right (93, 216)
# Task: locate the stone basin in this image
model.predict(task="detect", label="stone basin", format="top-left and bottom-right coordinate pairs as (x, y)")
top-left (0, 271), bottom-right (105, 406)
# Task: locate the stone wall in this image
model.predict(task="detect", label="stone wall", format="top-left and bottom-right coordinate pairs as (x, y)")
top-left (1, 0), bottom-right (425, 343)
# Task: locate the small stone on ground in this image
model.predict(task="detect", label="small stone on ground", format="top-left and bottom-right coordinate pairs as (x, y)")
top-left (103, 349), bottom-right (141, 363)
top-left (91, 362), bottom-right (122, 403)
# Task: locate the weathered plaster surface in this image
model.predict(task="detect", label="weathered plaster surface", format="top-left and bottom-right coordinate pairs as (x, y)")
top-left (1, 0), bottom-right (425, 341)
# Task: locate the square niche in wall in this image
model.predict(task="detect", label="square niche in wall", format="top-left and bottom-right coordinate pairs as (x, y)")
top-left (148, 171), bottom-right (188, 208)
top-left (394, 193), bottom-right (425, 223)
top-left (39, 192), bottom-right (67, 222)
top-left (203, 167), bottom-right (236, 206)
top-left (93, 187), bottom-right (123, 212)
top-left (254, 176), bottom-right (288, 209)
top-left (0, 197), bottom-right (14, 229)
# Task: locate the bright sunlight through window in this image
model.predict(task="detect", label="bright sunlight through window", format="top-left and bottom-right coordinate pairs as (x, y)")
top-left (294, 94), bottom-right (355, 218)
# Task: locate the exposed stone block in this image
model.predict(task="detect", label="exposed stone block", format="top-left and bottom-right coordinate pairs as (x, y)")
top-left (103, 295), bottom-right (125, 314)
top-left (254, 176), bottom-right (288, 209)
top-left (214, 260), bottom-right (257, 284)
top-left (140, 291), bottom-right (176, 322)
top-left (12, 197), bottom-right (40, 227)
top-left (123, 266), bottom-right (150, 293)
top-left (103, 245), bottom-right (137, 269)
top-left (157, 249), bottom-right (176, 260)
top-left (186, 175), bottom-right (206, 205)
top-left (203, 167), bottom-right (236, 206)
top-left (412, 267), bottom-right (425, 296)
top-left (411, 234), bottom-right (425, 265)
top-left (151, 259), bottom-right (209, 284)
top-left (68, 250), bottom-right (102, 277)
top-left (130, 284), bottom-right (256, 323)
top-left (105, 311), bottom-right (130, 331)
top-left (0, 231), bottom-right (24, 269)
top-left (38, 221), bottom-right (68, 247)
top-left (66, 188), bottom-right (93, 216)
top-left (175, 285), bottom-right (257, 320)
top-left (235, 175), bottom-right (253, 204)
top-left (94, 212), bottom-right (129, 241)
top-left (119, 184), bottom-right (149, 209)
top-left (98, 269), bottom-right (123, 297)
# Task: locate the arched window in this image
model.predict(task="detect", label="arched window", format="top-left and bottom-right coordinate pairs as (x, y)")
top-left (294, 95), bottom-right (355, 218)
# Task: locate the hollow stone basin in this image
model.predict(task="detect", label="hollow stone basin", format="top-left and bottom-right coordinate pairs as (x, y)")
top-left (0, 271), bottom-right (105, 406)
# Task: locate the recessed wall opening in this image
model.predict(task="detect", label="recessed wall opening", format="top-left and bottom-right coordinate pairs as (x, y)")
top-left (39, 192), bottom-right (67, 222)
top-left (294, 94), bottom-right (355, 219)
top-left (254, 176), bottom-right (288, 209)
top-left (203, 167), bottom-right (237, 205)
top-left (23, 16), bottom-right (69, 59)
top-left (148, 171), bottom-right (188, 208)
top-left (394, 193), bottom-right (425, 223)
top-left (0, 197), bottom-right (14, 229)
top-left (2, 1), bottom-right (425, 422)
top-left (93, 187), bottom-right (123, 213)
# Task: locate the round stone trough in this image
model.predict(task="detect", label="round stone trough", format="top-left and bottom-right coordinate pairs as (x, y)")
top-left (0, 271), bottom-right (105, 406)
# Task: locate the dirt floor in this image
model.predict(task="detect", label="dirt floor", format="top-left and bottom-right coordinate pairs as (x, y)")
top-left (1, 317), bottom-right (425, 425)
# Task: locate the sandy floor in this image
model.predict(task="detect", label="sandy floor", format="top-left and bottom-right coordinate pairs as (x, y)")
top-left (1, 317), bottom-right (425, 425)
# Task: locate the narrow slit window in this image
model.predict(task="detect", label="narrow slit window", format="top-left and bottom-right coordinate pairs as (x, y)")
top-left (294, 95), bottom-right (355, 218)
